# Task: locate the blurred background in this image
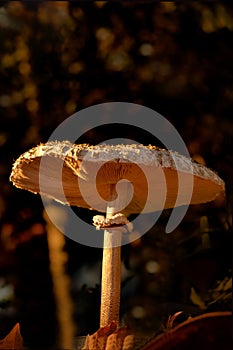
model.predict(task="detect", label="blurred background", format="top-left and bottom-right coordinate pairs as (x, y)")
top-left (0, 1), bottom-right (232, 348)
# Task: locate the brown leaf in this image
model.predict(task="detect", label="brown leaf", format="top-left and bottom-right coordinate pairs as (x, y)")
top-left (82, 321), bottom-right (117, 350)
top-left (105, 327), bottom-right (133, 350)
top-left (82, 323), bottom-right (134, 350)
top-left (0, 323), bottom-right (23, 349)
top-left (139, 311), bottom-right (232, 350)
top-left (122, 335), bottom-right (135, 350)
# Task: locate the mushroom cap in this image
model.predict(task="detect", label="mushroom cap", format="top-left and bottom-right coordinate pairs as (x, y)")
top-left (10, 141), bottom-right (225, 214)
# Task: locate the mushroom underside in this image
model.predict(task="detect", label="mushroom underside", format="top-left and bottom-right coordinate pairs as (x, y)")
top-left (10, 155), bottom-right (224, 214)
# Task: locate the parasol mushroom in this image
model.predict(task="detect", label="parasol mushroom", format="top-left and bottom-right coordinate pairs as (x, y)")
top-left (10, 141), bottom-right (225, 330)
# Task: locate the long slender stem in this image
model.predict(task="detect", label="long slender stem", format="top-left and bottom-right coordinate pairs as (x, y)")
top-left (100, 184), bottom-right (126, 327)
top-left (100, 226), bottom-right (122, 327)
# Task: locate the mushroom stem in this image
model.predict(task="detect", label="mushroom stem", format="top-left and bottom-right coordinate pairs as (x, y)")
top-left (100, 184), bottom-right (127, 327)
top-left (100, 226), bottom-right (122, 327)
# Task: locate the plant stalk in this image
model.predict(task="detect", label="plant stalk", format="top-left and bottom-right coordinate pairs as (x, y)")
top-left (100, 183), bottom-right (129, 327)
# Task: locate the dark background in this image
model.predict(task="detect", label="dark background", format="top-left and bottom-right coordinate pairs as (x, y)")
top-left (0, 1), bottom-right (232, 348)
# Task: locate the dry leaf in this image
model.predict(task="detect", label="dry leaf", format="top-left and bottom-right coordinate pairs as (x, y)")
top-left (139, 311), bottom-right (232, 350)
top-left (122, 335), bottom-right (135, 350)
top-left (190, 287), bottom-right (206, 309)
top-left (0, 323), bottom-right (23, 349)
top-left (82, 322), bottom-right (134, 350)
top-left (82, 321), bottom-right (117, 350)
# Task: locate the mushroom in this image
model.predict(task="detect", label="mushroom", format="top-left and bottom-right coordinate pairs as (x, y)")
top-left (10, 141), bottom-right (225, 329)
